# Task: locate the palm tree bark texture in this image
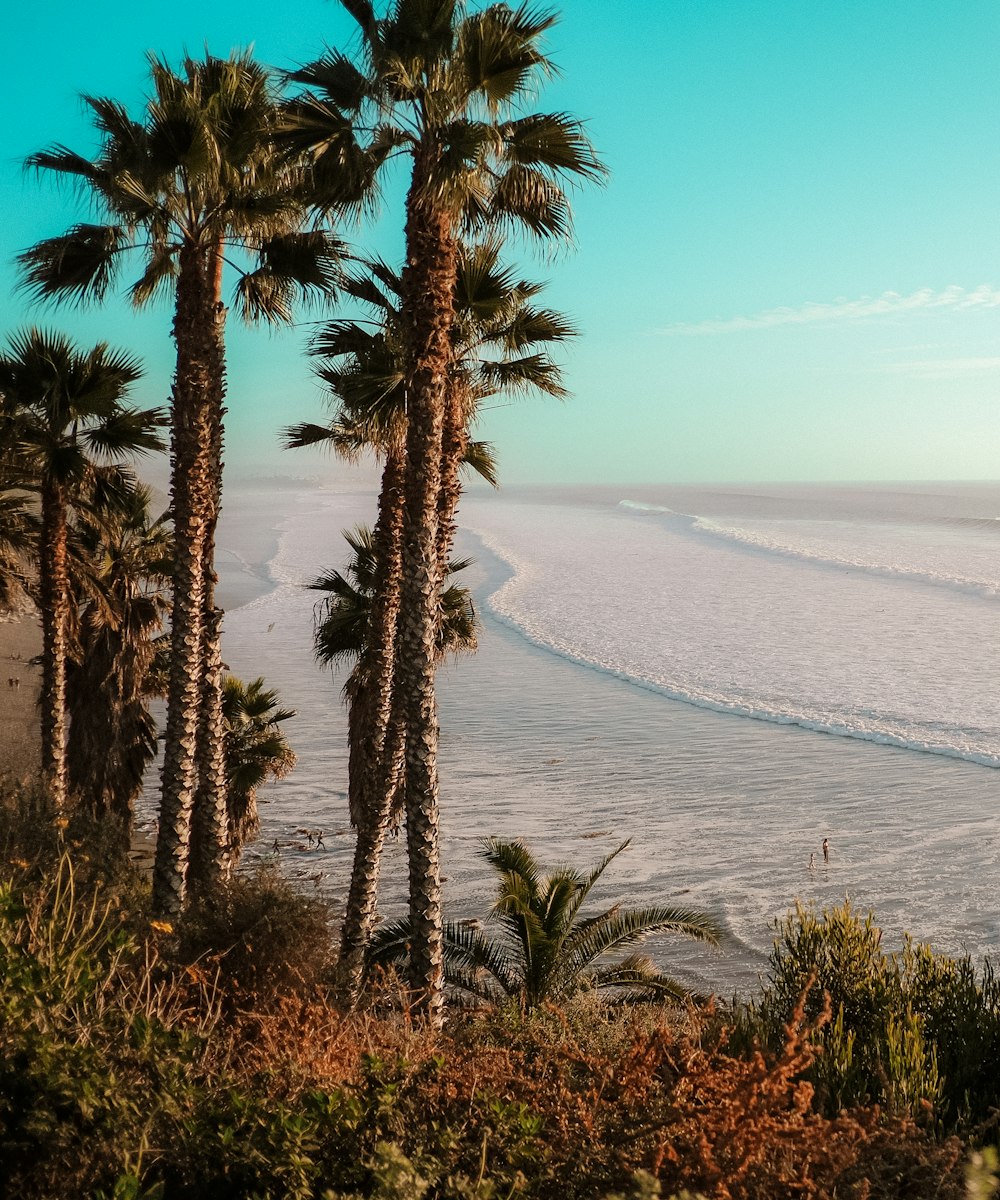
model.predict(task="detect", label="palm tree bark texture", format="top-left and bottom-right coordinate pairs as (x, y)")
top-left (154, 246), bottom-right (227, 916)
top-left (38, 480), bottom-right (71, 809)
top-left (394, 144), bottom-right (459, 1023)
top-left (336, 442), bottom-right (408, 1004)
top-left (188, 241), bottom-right (232, 896)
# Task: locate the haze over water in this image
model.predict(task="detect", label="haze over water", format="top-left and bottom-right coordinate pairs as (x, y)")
top-left (209, 480), bottom-right (1000, 994)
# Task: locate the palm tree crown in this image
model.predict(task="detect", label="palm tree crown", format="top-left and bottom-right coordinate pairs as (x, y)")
top-left (20, 51), bottom-right (344, 319)
top-left (370, 838), bottom-right (723, 1010)
top-left (0, 328), bottom-right (165, 809)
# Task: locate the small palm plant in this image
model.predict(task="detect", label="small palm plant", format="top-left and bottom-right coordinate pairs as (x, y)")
top-left (309, 524), bottom-right (477, 828)
top-left (369, 838), bottom-right (723, 1010)
top-left (221, 676), bottom-right (296, 865)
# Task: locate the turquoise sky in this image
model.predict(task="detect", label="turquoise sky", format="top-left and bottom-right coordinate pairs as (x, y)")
top-left (3, 1), bottom-right (1000, 484)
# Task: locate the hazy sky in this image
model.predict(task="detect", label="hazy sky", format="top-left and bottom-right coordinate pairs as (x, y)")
top-left (2, 1), bottom-right (1000, 485)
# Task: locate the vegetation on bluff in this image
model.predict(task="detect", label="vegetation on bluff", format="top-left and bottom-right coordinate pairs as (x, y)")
top-left (1, 788), bottom-right (998, 1200)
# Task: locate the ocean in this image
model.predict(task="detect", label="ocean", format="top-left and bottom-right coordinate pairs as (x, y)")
top-left (202, 480), bottom-right (1000, 995)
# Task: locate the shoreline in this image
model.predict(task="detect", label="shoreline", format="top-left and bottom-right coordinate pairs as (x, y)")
top-left (218, 500), bottom-right (998, 996)
top-left (8, 482), bottom-right (999, 998)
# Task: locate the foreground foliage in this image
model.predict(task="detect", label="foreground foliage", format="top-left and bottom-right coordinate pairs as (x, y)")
top-left (739, 899), bottom-right (1000, 1134)
top-left (0, 803), bottom-right (988, 1200)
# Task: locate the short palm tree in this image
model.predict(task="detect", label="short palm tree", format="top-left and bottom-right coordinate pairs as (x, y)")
top-left (309, 523), bottom-right (478, 827)
top-left (20, 51), bottom-right (351, 913)
top-left (67, 484), bottom-right (172, 848)
top-left (0, 329), bottom-right (164, 809)
top-left (287, 1), bottom-right (605, 1018)
top-left (369, 838), bottom-right (723, 1011)
top-left (217, 675), bottom-right (296, 866)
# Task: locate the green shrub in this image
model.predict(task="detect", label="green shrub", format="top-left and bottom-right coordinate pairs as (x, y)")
top-left (0, 855), bottom-right (214, 1197)
top-left (176, 864), bottom-right (337, 1004)
top-left (741, 900), bottom-right (1000, 1130)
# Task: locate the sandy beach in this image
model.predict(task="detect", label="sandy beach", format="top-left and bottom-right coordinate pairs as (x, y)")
top-left (0, 612), bottom-right (41, 782)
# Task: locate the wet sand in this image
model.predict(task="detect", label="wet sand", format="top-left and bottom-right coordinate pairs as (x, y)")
top-left (0, 612), bottom-right (41, 782)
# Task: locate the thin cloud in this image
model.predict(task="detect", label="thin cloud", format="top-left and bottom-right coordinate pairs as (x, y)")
top-left (663, 285), bottom-right (1000, 336)
top-left (882, 356), bottom-right (1000, 379)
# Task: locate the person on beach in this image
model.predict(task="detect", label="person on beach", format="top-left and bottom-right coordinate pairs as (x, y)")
top-left (822, 838), bottom-right (829, 863)
top-left (809, 852), bottom-right (815, 870)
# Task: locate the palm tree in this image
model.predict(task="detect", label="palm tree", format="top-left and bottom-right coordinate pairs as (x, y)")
top-left (217, 675), bottom-right (296, 866)
top-left (310, 522), bottom-right (478, 827)
top-left (286, 240), bottom-right (576, 1010)
top-left (20, 52), bottom-right (352, 913)
top-left (370, 839), bottom-right (723, 1011)
top-left (0, 329), bottom-right (164, 810)
top-left (67, 485), bottom-right (172, 851)
top-left (0, 485), bottom-right (34, 616)
top-left (287, 1), bottom-right (605, 1018)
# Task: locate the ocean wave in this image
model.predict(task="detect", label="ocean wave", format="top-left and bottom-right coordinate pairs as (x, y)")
top-left (617, 499), bottom-right (1000, 600)
top-left (472, 528), bottom-right (1000, 772)
top-left (691, 517), bottom-right (1000, 599)
top-left (618, 500), bottom-right (678, 515)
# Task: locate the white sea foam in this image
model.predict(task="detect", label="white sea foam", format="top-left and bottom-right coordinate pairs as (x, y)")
top-left (467, 488), bottom-right (1000, 772)
top-left (689, 515), bottom-right (1000, 600)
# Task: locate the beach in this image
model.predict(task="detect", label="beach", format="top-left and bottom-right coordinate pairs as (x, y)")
top-left (210, 479), bottom-right (1000, 996)
top-left (0, 610), bottom-right (41, 782)
top-left (6, 478), bottom-right (997, 995)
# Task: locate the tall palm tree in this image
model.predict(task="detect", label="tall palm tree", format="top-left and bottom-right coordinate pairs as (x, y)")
top-left (286, 238), bottom-right (578, 1010)
top-left (20, 52), bottom-right (352, 913)
top-left (288, 1), bottom-right (605, 1018)
top-left (0, 329), bottom-right (164, 809)
top-left (370, 839), bottom-right (724, 1011)
top-left (67, 485), bottom-right (172, 851)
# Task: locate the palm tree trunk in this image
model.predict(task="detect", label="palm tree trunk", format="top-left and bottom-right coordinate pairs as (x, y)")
top-left (435, 380), bottom-right (470, 574)
top-left (336, 440), bottom-right (408, 1007)
top-left (38, 480), bottom-right (70, 810)
top-left (154, 246), bottom-right (226, 917)
top-left (188, 604), bottom-right (231, 891)
top-left (188, 253), bottom-right (231, 895)
top-left (395, 152), bottom-right (458, 1025)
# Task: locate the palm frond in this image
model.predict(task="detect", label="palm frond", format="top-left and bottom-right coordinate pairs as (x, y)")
top-left (238, 230), bottom-right (344, 322)
top-left (287, 48), bottom-right (372, 109)
top-left (499, 112), bottom-right (606, 182)
top-left (477, 354), bottom-right (566, 399)
top-left (462, 439), bottom-right (499, 486)
top-left (438, 920), bottom-right (522, 997)
top-left (18, 225), bottom-right (128, 304)
top-left (488, 165), bottom-right (573, 240)
top-left (480, 836), bottom-right (541, 899)
top-left (24, 145), bottom-right (105, 186)
top-left (458, 3), bottom-right (556, 111)
top-left (82, 406), bottom-right (167, 460)
top-left (128, 244), bottom-right (179, 307)
top-left (562, 904), bottom-right (723, 983)
top-left (589, 954), bottom-right (699, 1003)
